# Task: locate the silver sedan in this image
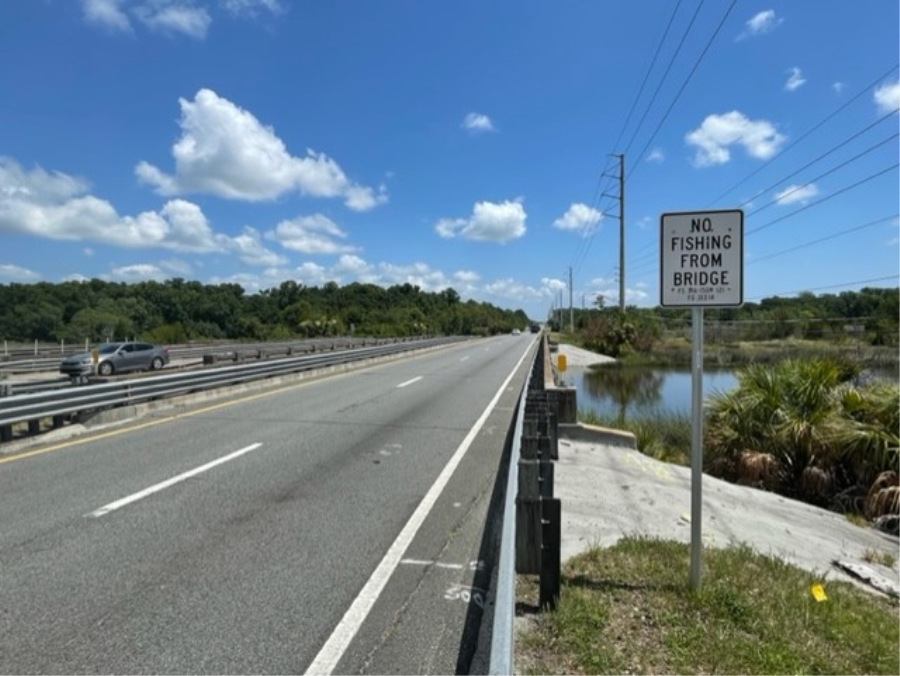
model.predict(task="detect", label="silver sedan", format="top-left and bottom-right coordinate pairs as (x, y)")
top-left (60, 342), bottom-right (170, 377)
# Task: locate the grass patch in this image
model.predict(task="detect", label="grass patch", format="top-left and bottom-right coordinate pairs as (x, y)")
top-left (579, 408), bottom-right (691, 466)
top-left (846, 512), bottom-right (869, 528)
top-left (863, 548), bottom-right (898, 568)
top-left (516, 537), bottom-right (900, 675)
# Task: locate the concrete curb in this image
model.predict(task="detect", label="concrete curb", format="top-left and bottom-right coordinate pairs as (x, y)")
top-left (558, 422), bottom-right (636, 449)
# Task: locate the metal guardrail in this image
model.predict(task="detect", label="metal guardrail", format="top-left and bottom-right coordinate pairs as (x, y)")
top-left (489, 339), bottom-right (535, 675)
top-left (489, 335), bottom-right (576, 674)
top-left (0, 337), bottom-right (464, 441)
top-left (0, 378), bottom-right (72, 398)
top-left (0, 337), bottom-right (417, 374)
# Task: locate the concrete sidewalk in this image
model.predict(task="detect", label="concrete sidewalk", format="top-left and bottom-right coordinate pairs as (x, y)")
top-left (554, 422), bottom-right (899, 595)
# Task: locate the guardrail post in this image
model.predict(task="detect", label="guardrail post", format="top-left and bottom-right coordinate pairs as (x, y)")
top-left (540, 498), bottom-right (561, 610)
top-left (513, 335), bottom-right (567, 611)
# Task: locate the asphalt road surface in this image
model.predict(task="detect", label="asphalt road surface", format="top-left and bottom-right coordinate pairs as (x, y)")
top-left (0, 334), bottom-right (536, 674)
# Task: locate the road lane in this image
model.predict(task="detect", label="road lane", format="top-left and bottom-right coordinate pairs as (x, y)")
top-left (0, 333), bottom-right (535, 674)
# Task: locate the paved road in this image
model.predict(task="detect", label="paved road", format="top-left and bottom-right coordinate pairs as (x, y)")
top-left (0, 334), bottom-right (536, 674)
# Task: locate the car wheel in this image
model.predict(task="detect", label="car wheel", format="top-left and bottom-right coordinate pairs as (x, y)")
top-left (98, 362), bottom-right (115, 376)
top-left (150, 357), bottom-right (164, 370)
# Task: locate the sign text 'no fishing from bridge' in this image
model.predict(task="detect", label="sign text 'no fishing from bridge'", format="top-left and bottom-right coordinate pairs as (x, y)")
top-left (660, 209), bottom-right (744, 308)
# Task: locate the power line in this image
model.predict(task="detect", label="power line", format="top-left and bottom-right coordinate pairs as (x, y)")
top-left (704, 62), bottom-right (900, 207)
top-left (626, 119), bottom-right (898, 269)
top-left (573, 0), bottom-right (735, 290)
top-left (749, 214), bottom-right (899, 264)
top-left (747, 162), bottom-right (900, 235)
top-left (746, 274), bottom-right (900, 301)
top-left (620, 0), bottom-right (704, 160)
top-left (608, 0), bottom-right (685, 157)
top-left (627, 0), bottom-right (738, 181)
top-left (747, 132), bottom-right (899, 216)
top-left (738, 109), bottom-right (900, 210)
top-left (570, 0), bottom-right (682, 280)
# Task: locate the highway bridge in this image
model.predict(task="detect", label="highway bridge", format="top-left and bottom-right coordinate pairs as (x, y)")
top-left (0, 333), bottom-right (541, 674)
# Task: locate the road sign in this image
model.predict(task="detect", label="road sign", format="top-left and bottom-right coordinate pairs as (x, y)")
top-left (660, 210), bottom-right (743, 307)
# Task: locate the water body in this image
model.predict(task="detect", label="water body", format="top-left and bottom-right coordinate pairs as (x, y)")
top-left (558, 365), bottom-right (738, 421)
top-left (562, 364), bottom-right (898, 422)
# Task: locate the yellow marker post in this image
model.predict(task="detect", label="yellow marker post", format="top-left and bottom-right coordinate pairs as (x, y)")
top-left (810, 584), bottom-right (828, 602)
top-left (557, 354), bottom-right (567, 372)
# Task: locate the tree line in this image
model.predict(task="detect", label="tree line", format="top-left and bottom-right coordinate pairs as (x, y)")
top-left (552, 286), bottom-right (899, 354)
top-left (0, 279), bottom-right (531, 344)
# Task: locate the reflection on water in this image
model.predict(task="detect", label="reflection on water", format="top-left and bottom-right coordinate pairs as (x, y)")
top-left (559, 363), bottom-right (897, 423)
top-left (558, 365), bottom-right (738, 421)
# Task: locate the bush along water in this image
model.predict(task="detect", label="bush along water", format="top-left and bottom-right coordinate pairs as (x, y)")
top-left (704, 357), bottom-right (899, 533)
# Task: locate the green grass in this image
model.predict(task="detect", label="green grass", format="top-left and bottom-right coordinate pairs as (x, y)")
top-left (579, 408), bottom-right (691, 466)
top-left (516, 537), bottom-right (900, 675)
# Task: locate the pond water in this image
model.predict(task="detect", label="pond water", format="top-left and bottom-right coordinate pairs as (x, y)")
top-left (561, 363), bottom-right (898, 422)
top-left (557, 365), bottom-right (738, 421)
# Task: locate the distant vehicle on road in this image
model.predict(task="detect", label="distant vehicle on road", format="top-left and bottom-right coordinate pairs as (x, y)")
top-left (512, 328), bottom-right (521, 335)
top-left (529, 323), bottom-right (541, 333)
top-left (60, 342), bottom-right (170, 377)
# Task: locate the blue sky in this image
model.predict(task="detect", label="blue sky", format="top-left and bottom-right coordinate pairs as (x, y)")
top-left (1, 0), bottom-right (898, 321)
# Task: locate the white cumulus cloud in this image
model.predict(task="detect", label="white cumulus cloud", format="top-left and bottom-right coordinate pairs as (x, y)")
top-left (462, 113), bottom-right (495, 133)
top-left (435, 199), bottom-right (526, 243)
top-left (0, 264), bottom-right (41, 282)
top-left (685, 111), bottom-right (786, 167)
top-left (453, 270), bottom-right (480, 284)
top-left (228, 227), bottom-right (288, 266)
top-left (552, 203), bottom-right (602, 237)
top-left (738, 9), bottom-right (783, 39)
top-left (646, 148), bottom-right (665, 163)
top-left (221, 0), bottom-right (284, 16)
top-left (82, 0), bottom-right (133, 32)
top-left (133, 1), bottom-right (211, 39)
top-left (873, 80), bottom-right (900, 115)
top-left (136, 89), bottom-right (386, 210)
top-left (332, 254), bottom-right (371, 277)
top-left (110, 264), bottom-right (167, 282)
top-left (0, 157), bottom-right (224, 251)
top-left (267, 214), bottom-right (357, 255)
top-left (785, 67), bottom-right (806, 92)
top-left (774, 183), bottom-right (819, 206)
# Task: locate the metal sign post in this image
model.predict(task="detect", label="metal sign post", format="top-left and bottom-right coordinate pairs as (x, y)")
top-left (661, 209), bottom-right (743, 590)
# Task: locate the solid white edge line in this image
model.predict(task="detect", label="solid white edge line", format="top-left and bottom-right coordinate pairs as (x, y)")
top-left (85, 442), bottom-right (263, 518)
top-left (396, 376), bottom-right (423, 388)
top-left (304, 344), bottom-right (532, 675)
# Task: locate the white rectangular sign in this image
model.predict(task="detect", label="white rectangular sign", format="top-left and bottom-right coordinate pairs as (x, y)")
top-left (660, 209), bottom-right (743, 307)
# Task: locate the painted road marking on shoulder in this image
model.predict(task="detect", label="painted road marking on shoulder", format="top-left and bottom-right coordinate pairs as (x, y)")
top-left (396, 376), bottom-right (423, 388)
top-left (85, 442), bottom-right (263, 517)
top-left (400, 558), bottom-right (485, 571)
top-left (444, 584), bottom-right (486, 609)
top-left (459, 356), bottom-right (470, 362)
top-left (304, 343), bottom-right (532, 676)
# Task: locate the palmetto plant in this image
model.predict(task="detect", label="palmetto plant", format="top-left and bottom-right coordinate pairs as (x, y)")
top-left (705, 358), bottom-right (898, 514)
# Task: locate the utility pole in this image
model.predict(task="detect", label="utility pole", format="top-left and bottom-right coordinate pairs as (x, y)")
top-left (617, 154), bottom-right (625, 312)
top-left (603, 154), bottom-right (625, 312)
top-left (568, 267), bottom-right (574, 333)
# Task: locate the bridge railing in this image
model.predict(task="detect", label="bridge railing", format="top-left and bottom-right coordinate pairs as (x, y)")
top-left (490, 334), bottom-right (576, 674)
top-left (0, 337), bottom-right (464, 442)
